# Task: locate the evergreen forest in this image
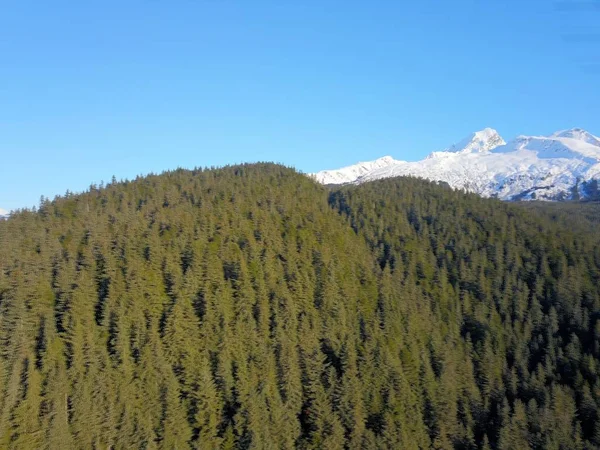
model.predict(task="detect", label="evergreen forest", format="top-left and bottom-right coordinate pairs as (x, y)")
top-left (1, 163), bottom-right (600, 449)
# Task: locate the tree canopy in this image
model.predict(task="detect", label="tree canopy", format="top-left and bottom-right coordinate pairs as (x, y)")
top-left (0, 164), bottom-right (599, 449)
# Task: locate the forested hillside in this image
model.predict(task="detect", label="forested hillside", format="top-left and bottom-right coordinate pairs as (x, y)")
top-left (330, 179), bottom-right (600, 449)
top-left (1, 164), bottom-right (600, 449)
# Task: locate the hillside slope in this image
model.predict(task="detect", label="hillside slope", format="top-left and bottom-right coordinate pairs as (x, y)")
top-left (330, 178), bottom-right (600, 448)
top-left (1, 165), bottom-right (600, 449)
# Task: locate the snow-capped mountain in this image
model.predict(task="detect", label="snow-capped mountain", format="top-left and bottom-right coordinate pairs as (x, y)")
top-left (312, 156), bottom-right (397, 185)
top-left (443, 128), bottom-right (505, 154)
top-left (311, 128), bottom-right (600, 201)
top-left (0, 208), bottom-right (10, 220)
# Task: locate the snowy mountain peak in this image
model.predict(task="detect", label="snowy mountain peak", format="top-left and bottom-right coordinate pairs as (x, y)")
top-left (310, 127), bottom-right (600, 201)
top-left (445, 128), bottom-right (505, 154)
top-left (373, 156), bottom-right (395, 164)
top-left (311, 155), bottom-right (397, 185)
top-left (494, 129), bottom-right (600, 162)
top-left (551, 128), bottom-right (600, 146)
top-left (473, 127), bottom-right (504, 145)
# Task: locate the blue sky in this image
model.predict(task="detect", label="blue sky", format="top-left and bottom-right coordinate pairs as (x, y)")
top-left (1, 0), bottom-right (599, 211)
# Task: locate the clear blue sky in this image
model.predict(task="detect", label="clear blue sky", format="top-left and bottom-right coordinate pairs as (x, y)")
top-left (1, 0), bottom-right (599, 211)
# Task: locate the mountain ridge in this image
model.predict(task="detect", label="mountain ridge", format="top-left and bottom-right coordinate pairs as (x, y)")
top-left (312, 127), bottom-right (600, 201)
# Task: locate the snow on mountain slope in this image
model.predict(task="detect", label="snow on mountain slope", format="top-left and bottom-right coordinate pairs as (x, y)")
top-left (444, 128), bottom-right (505, 154)
top-left (311, 156), bottom-right (396, 185)
top-left (311, 128), bottom-right (600, 201)
top-left (494, 132), bottom-right (600, 163)
top-left (553, 128), bottom-right (600, 146)
top-left (0, 208), bottom-right (9, 220)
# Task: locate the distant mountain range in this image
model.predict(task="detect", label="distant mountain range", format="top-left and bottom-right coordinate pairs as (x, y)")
top-left (312, 128), bottom-right (600, 201)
